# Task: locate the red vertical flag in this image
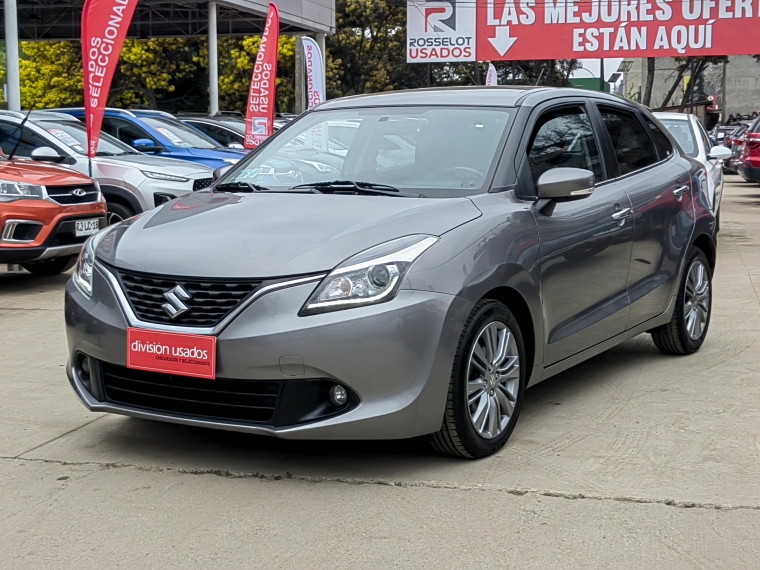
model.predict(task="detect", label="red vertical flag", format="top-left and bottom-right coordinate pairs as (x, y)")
top-left (244, 2), bottom-right (279, 149)
top-left (81, 0), bottom-right (139, 158)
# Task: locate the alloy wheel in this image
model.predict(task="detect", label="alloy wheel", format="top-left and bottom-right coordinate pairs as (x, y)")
top-left (684, 259), bottom-right (710, 340)
top-left (465, 321), bottom-right (520, 439)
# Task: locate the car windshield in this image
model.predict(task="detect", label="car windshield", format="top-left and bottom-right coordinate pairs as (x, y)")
top-left (218, 119), bottom-right (246, 134)
top-left (659, 118), bottom-right (698, 157)
top-left (38, 120), bottom-right (137, 156)
top-left (141, 116), bottom-right (221, 149)
top-left (220, 106), bottom-right (511, 196)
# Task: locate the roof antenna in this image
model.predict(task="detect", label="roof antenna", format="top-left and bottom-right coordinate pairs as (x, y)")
top-left (6, 107), bottom-right (35, 161)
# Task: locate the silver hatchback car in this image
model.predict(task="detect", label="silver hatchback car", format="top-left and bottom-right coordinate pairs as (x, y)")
top-left (65, 87), bottom-right (716, 458)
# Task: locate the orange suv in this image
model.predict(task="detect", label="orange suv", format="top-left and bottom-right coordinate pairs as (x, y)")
top-left (1, 159), bottom-right (106, 275)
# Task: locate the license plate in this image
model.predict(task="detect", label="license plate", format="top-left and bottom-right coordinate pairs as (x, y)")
top-left (127, 328), bottom-right (217, 380)
top-left (75, 219), bottom-right (101, 237)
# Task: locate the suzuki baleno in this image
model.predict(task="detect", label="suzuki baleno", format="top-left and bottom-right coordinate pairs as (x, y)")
top-left (65, 87), bottom-right (716, 458)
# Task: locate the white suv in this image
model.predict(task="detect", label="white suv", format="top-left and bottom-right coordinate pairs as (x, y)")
top-left (0, 111), bottom-right (214, 223)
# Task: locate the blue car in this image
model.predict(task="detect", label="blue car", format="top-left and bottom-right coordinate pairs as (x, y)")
top-left (53, 108), bottom-right (244, 170)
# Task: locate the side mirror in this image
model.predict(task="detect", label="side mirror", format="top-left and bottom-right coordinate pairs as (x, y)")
top-left (707, 145), bottom-right (732, 161)
top-left (212, 165), bottom-right (232, 181)
top-left (31, 146), bottom-right (65, 163)
top-left (227, 142), bottom-right (244, 149)
top-left (537, 167), bottom-right (595, 201)
top-left (132, 138), bottom-right (162, 153)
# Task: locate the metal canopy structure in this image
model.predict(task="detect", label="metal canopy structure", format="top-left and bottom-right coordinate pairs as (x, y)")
top-left (1, 0), bottom-right (334, 41)
top-left (2, 0), bottom-right (334, 110)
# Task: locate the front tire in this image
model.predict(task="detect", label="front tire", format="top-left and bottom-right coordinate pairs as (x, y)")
top-left (651, 246), bottom-right (712, 355)
top-left (106, 201), bottom-right (135, 225)
top-left (21, 255), bottom-right (76, 276)
top-left (431, 300), bottom-right (526, 459)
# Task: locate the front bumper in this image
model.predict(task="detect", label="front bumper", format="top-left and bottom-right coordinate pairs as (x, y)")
top-left (64, 266), bottom-right (470, 439)
top-left (1, 213), bottom-right (107, 264)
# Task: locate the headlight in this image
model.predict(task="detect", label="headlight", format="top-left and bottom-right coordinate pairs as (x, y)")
top-left (141, 171), bottom-right (189, 183)
top-left (300, 235), bottom-right (439, 315)
top-left (0, 179), bottom-right (46, 202)
top-left (73, 226), bottom-right (115, 297)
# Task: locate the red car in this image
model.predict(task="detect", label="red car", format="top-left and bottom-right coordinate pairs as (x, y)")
top-left (739, 118), bottom-right (760, 183)
top-left (1, 158), bottom-right (106, 275)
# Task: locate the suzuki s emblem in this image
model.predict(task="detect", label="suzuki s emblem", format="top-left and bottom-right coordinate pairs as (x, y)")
top-left (72, 188), bottom-right (87, 197)
top-left (162, 285), bottom-right (191, 319)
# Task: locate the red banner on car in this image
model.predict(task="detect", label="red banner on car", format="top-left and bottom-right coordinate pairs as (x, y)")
top-left (244, 2), bottom-right (280, 149)
top-left (127, 328), bottom-right (217, 380)
top-left (81, 0), bottom-right (139, 158)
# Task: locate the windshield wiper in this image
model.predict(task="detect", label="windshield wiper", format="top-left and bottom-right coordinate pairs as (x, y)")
top-left (214, 181), bottom-right (270, 193)
top-left (290, 180), bottom-right (421, 197)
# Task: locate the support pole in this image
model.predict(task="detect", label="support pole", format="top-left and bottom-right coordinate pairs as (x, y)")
top-left (295, 35), bottom-right (306, 114)
top-left (599, 58), bottom-right (605, 93)
top-left (4, 0), bottom-right (21, 110)
top-left (208, 1), bottom-right (219, 115)
top-left (721, 60), bottom-right (727, 124)
top-left (315, 32), bottom-right (326, 89)
top-left (689, 58), bottom-right (695, 114)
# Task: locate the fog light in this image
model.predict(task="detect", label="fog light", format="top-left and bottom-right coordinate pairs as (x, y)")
top-left (329, 384), bottom-right (348, 406)
top-left (76, 353), bottom-right (92, 394)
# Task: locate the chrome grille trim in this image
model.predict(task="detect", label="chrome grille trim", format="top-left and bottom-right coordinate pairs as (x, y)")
top-left (97, 263), bottom-right (326, 335)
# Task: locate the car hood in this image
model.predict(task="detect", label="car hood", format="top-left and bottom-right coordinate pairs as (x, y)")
top-left (0, 159), bottom-right (93, 185)
top-left (98, 191), bottom-right (481, 278)
top-left (93, 154), bottom-right (213, 176)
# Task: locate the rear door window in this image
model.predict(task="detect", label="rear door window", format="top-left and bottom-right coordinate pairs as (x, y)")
top-left (599, 107), bottom-right (660, 174)
top-left (644, 118), bottom-right (673, 159)
top-left (102, 118), bottom-right (154, 147)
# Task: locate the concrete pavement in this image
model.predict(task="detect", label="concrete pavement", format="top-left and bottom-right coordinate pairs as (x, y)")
top-left (2, 176), bottom-right (760, 568)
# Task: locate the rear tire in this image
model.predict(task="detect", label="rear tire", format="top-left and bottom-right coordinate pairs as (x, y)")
top-left (430, 300), bottom-right (526, 459)
top-left (651, 246), bottom-right (712, 355)
top-left (106, 201), bottom-right (135, 225)
top-left (21, 255), bottom-right (76, 276)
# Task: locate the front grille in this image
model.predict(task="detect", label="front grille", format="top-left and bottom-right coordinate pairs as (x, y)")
top-left (118, 270), bottom-right (263, 327)
top-left (46, 184), bottom-right (99, 205)
top-left (193, 178), bottom-right (213, 191)
top-left (101, 363), bottom-right (281, 423)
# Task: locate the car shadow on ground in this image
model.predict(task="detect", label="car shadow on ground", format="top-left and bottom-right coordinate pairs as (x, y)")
top-left (86, 334), bottom-right (668, 475)
top-left (0, 268), bottom-right (72, 292)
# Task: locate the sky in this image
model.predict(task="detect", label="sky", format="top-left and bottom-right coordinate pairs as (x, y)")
top-left (572, 58), bottom-right (625, 83)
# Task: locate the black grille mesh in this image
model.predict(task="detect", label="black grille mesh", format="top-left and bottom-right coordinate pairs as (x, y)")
top-left (46, 184), bottom-right (100, 205)
top-left (118, 270), bottom-right (263, 327)
top-left (11, 223), bottom-right (42, 242)
top-left (101, 363), bottom-right (281, 423)
top-left (193, 178), bottom-right (214, 191)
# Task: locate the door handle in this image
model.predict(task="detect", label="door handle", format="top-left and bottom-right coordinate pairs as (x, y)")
top-left (611, 207), bottom-right (633, 221)
top-left (673, 185), bottom-right (689, 196)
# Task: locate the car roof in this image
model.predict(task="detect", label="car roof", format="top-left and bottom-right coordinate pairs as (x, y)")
top-left (653, 112), bottom-right (694, 121)
top-left (0, 110), bottom-right (81, 122)
top-left (316, 86), bottom-right (631, 110)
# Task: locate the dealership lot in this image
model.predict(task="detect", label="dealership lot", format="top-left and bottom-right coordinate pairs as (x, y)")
top-left (2, 176), bottom-right (760, 567)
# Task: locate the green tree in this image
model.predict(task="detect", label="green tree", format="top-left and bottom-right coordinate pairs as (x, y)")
top-left (213, 36), bottom-right (296, 113)
top-left (20, 41), bottom-right (83, 108)
top-left (109, 38), bottom-right (203, 109)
